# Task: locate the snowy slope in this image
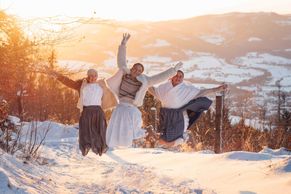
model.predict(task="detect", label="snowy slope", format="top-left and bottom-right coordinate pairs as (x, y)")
top-left (1, 121), bottom-right (291, 194)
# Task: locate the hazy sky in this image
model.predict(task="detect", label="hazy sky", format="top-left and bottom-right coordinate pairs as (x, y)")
top-left (1, 0), bottom-right (291, 21)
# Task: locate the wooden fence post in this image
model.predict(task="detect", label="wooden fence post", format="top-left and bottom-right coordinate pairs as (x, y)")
top-left (215, 95), bottom-right (222, 153)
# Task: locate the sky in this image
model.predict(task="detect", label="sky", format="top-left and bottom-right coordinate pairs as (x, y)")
top-left (1, 0), bottom-right (291, 21)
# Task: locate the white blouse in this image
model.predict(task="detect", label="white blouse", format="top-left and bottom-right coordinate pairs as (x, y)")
top-left (82, 83), bottom-right (103, 106)
top-left (154, 81), bottom-right (200, 109)
top-left (154, 81), bottom-right (200, 132)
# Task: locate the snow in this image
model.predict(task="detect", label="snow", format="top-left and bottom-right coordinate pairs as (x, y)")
top-left (142, 55), bottom-right (172, 63)
top-left (1, 121), bottom-right (291, 194)
top-left (182, 52), bottom-right (264, 83)
top-left (248, 37), bottom-right (262, 42)
top-left (225, 151), bottom-right (273, 161)
top-left (183, 49), bottom-right (195, 57)
top-left (58, 59), bottom-right (112, 78)
top-left (58, 60), bottom-right (96, 71)
top-left (144, 39), bottom-right (171, 48)
top-left (274, 20), bottom-right (291, 26)
top-left (19, 121), bottom-right (78, 143)
top-left (104, 54), bottom-right (174, 76)
top-left (237, 86), bottom-right (259, 92)
top-left (0, 170), bottom-right (26, 194)
top-left (58, 52), bottom-right (290, 89)
top-left (234, 52), bottom-right (291, 86)
top-left (103, 51), bottom-right (117, 68)
top-left (216, 25), bottom-right (233, 35)
top-left (280, 76), bottom-right (291, 87)
top-left (103, 57), bottom-right (116, 68)
top-left (192, 83), bottom-right (220, 89)
top-left (116, 28), bottom-right (137, 35)
top-left (260, 147), bottom-right (291, 156)
top-left (0, 171), bottom-right (11, 193)
top-left (110, 55), bottom-right (175, 75)
top-left (236, 52), bottom-right (291, 66)
top-left (229, 115), bottom-right (274, 130)
top-left (198, 35), bottom-right (225, 45)
top-left (279, 159), bottom-right (291, 173)
top-left (7, 116), bottom-right (21, 126)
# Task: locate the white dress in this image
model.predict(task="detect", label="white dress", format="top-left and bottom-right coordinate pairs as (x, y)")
top-left (106, 102), bottom-right (145, 148)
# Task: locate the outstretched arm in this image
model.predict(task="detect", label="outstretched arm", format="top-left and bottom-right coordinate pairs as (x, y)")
top-left (49, 71), bottom-right (82, 91)
top-left (117, 33), bottom-right (131, 70)
top-left (196, 84), bottom-right (227, 98)
top-left (148, 86), bottom-right (157, 97)
top-left (147, 62), bottom-right (183, 87)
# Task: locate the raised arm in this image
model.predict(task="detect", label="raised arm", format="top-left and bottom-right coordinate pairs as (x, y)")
top-left (147, 62), bottom-right (183, 87)
top-left (117, 33), bottom-right (131, 70)
top-left (196, 84), bottom-right (227, 98)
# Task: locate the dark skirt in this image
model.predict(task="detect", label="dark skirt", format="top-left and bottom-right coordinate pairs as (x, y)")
top-left (79, 105), bottom-right (107, 156)
top-left (159, 97), bottom-right (212, 142)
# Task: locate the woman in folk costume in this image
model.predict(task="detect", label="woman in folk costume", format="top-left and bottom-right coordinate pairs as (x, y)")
top-left (106, 33), bottom-right (183, 148)
top-left (149, 70), bottom-right (227, 148)
top-left (50, 69), bottom-right (117, 156)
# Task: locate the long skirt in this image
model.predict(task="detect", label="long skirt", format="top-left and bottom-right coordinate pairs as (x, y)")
top-left (79, 105), bottom-right (107, 156)
top-left (159, 97), bottom-right (212, 142)
top-left (106, 103), bottom-right (146, 148)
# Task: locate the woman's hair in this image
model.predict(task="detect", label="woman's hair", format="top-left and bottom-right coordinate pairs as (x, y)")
top-left (87, 69), bottom-right (98, 76)
top-left (177, 70), bottom-right (184, 77)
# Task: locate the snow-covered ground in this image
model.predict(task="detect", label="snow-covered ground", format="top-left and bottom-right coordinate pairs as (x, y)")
top-left (248, 37), bottom-right (262, 42)
top-left (274, 19), bottom-right (291, 26)
top-left (1, 121), bottom-right (290, 194)
top-left (229, 115), bottom-right (275, 130)
top-left (234, 52), bottom-right (291, 86)
top-left (144, 39), bottom-right (171, 48)
top-left (198, 35), bottom-right (225, 45)
top-left (182, 52), bottom-right (264, 84)
top-left (58, 60), bottom-right (96, 72)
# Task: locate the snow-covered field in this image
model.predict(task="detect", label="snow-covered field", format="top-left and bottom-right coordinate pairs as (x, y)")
top-left (198, 35), bottom-right (225, 45)
top-left (1, 121), bottom-right (290, 194)
top-left (182, 52), bottom-right (264, 83)
top-left (234, 52), bottom-right (291, 87)
top-left (248, 37), bottom-right (262, 42)
top-left (144, 39), bottom-right (171, 48)
top-left (59, 52), bottom-right (291, 87)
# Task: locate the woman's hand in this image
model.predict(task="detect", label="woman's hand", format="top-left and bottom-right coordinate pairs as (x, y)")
top-left (121, 33), bottom-right (131, 45)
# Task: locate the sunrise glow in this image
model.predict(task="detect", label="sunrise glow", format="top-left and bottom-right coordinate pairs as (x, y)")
top-left (1, 0), bottom-right (291, 21)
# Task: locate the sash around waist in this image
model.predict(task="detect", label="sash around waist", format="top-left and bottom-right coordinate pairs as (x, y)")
top-left (83, 105), bottom-right (102, 110)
